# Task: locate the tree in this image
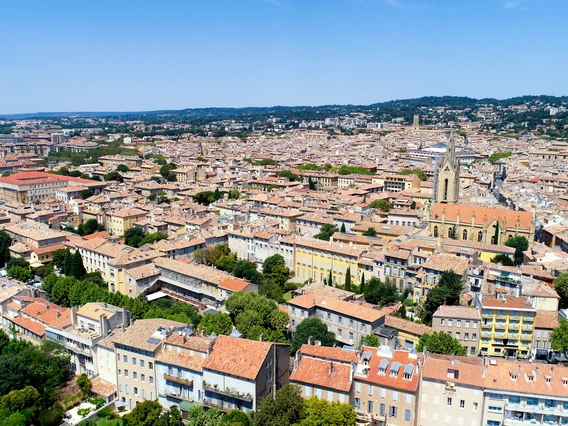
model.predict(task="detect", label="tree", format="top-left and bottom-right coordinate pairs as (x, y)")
top-left (80, 189), bottom-right (93, 199)
top-left (314, 223), bottom-right (338, 241)
top-left (490, 254), bottom-right (515, 266)
top-left (233, 260), bottom-right (262, 284)
top-left (358, 334), bottom-right (379, 349)
top-left (369, 199), bottom-right (393, 212)
top-left (359, 273), bottom-right (365, 294)
top-left (193, 191), bottom-right (217, 206)
top-left (504, 236), bottom-right (529, 266)
top-left (63, 248), bottom-right (72, 276)
top-left (291, 318), bottom-right (336, 353)
top-left (554, 272), bottom-right (568, 309)
top-left (416, 331), bottom-right (467, 356)
top-left (344, 267), bottom-right (351, 292)
top-left (198, 312), bottom-right (233, 336)
top-left (103, 171), bottom-right (123, 182)
top-left (448, 225), bottom-right (457, 240)
top-left (51, 249), bottom-right (66, 268)
top-left (220, 410), bottom-right (252, 426)
top-left (298, 397), bottom-right (357, 426)
top-left (82, 219), bottom-right (103, 236)
top-left (124, 227), bottom-right (146, 248)
top-left (159, 162), bottom-right (177, 178)
top-left (362, 227), bottom-right (377, 237)
top-left (340, 223), bottom-right (346, 233)
top-left (420, 270), bottom-right (464, 325)
top-left (227, 189), bottom-right (240, 200)
top-left (327, 270), bottom-right (333, 287)
top-left (0, 230), bottom-right (11, 268)
top-left (363, 277), bottom-right (398, 306)
top-left (6, 257), bottom-right (29, 272)
top-left (254, 385), bottom-right (305, 426)
top-left (7, 265), bottom-right (32, 282)
top-left (410, 200), bottom-right (416, 209)
top-left (551, 318), bottom-right (568, 354)
top-left (77, 373), bottom-right (92, 396)
top-left (308, 176), bottom-right (316, 191)
top-left (186, 405), bottom-right (222, 426)
top-left (262, 254), bottom-right (291, 288)
top-left (122, 400), bottom-right (163, 426)
top-left (70, 250), bottom-right (86, 279)
top-left (116, 164), bottom-right (129, 173)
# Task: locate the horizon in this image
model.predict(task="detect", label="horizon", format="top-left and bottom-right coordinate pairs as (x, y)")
top-left (1, 0), bottom-right (568, 113)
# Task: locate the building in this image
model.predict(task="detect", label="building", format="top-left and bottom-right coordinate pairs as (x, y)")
top-left (288, 292), bottom-right (386, 347)
top-left (432, 305), bottom-right (481, 356)
top-left (106, 208), bottom-right (148, 236)
top-left (476, 290), bottom-right (536, 359)
top-left (419, 354), bottom-right (485, 426)
top-left (353, 345), bottom-right (420, 426)
top-left (202, 335), bottom-right (290, 414)
top-left (384, 315), bottom-right (432, 350)
top-left (5, 220), bottom-right (68, 266)
top-left (434, 132), bottom-right (460, 204)
top-left (428, 203), bottom-right (535, 244)
top-left (482, 358), bottom-right (568, 426)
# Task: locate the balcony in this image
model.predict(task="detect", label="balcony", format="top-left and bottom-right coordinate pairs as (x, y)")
top-left (159, 391), bottom-right (193, 402)
top-left (164, 374), bottom-right (193, 387)
top-left (508, 323), bottom-right (520, 330)
top-left (203, 384), bottom-right (253, 402)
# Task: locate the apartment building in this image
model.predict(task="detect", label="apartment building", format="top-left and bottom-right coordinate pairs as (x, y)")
top-left (5, 220), bottom-right (68, 265)
top-left (476, 291), bottom-right (536, 359)
top-left (483, 359), bottom-right (568, 426)
top-left (202, 335), bottom-right (290, 414)
top-left (288, 292), bottom-right (386, 347)
top-left (381, 174), bottom-right (421, 193)
top-left (290, 344), bottom-right (357, 404)
top-left (383, 246), bottom-right (413, 293)
top-left (113, 318), bottom-right (187, 411)
top-left (416, 253), bottom-right (468, 302)
top-left (384, 316), bottom-right (432, 350)
top-left (419, 355), bottom-right (485, 426)
top-left (99, 155), bottom-right (142, 169)
top-left (353, 345), bottom-right (420, 426)
top-left (432, 305), bottom-right (481, 356)
top-left (106, 208), bottom-right (148, 236)
top-left (156, 328), bottom-right (213, 411)
top-left (293, 237), bottom-right (364, 287)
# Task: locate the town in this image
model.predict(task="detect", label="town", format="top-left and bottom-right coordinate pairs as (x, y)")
top-left (0, 95), bottom-right (568, 426)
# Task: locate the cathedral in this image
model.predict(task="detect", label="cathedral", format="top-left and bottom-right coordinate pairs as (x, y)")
top-left (434, 132), bottom-right (460, 204)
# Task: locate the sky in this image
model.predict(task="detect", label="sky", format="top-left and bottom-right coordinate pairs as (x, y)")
top-left (1, 0), bottom-right (567, 113)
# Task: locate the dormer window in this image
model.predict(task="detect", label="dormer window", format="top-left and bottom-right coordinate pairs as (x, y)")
top-left (510, 372), bottom-right (517, 380)
top-left (562, 378), bottom-right (568, 385)
top-left (527, 374), bottom-right (534, 382)
top-left (545, 376), bottom-right (551, 384)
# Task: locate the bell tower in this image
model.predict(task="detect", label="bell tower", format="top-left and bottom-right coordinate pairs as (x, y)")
top-left (435, 131), bottom-right (460, 204)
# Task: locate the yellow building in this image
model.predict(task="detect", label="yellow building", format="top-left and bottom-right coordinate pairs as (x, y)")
top-left (384, 315), bottom-right (432, 350)
top-left (478, 291), bottom-right (536, 359)
top-left (373, 174), bottom-right (421, 192)
top-left (429, 203), bottom-right (534, 244)
top-left (106, 208), bottom-right (147, 236)
top-left (294, 237), bottom-right (364, 287)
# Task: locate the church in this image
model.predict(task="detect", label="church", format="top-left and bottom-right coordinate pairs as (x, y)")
top-left (428, 133), bottom-right (534, 244)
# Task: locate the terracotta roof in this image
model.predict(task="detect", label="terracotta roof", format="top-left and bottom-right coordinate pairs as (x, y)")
top-left (290, 356), bottom-right (353, 393)
top-left (202, 335), bottom-right (277, 380)
top-left (112, 318), bottom-right (186, 351)
top-left (155, 349), bottom-right (205, 372)
top-left (355, 347), bottom-right (420, 391)
top-left (534, 311), bottom-right (559, 330)
top-left (480, 294), bottom-right (535, 311)
top-left (423, 253), bottom-right (468, 275)
top-left (384, 315), bottom-right (432, 337)
top-left (422, 354), bottom-right (484, 388)
top-left (219, 277), bottom-right (250, 292)
top-left (91, 377), bottom-right (117, 398)
top-left (289, 292), bottom-right (386, 323)
top-left (433, 305), bottom-right (481, 320)
top-left (430, 203), bottom-right (533, 230)
top-left (298, 344), bottom-right (359, 364)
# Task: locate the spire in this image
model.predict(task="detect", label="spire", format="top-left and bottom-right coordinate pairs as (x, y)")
top-left (447, 130), bottom-right (456, 165)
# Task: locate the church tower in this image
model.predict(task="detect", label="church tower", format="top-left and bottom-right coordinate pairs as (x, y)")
top-left (434, 131), bottom-right (460, 203)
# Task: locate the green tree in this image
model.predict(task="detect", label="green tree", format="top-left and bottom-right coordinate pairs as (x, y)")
top-left (298, 397), bottom-right (357, 426)
top-left (308, 176), bottom-right (316, 191)
top-left (291, 318), bottom-right (336, 353)
top-left (6, 257), bottom-right (29, 271)
top-left (82, 219), bottom-right (103, 236)
top-left (193, 191), bottom-right (217, 206)
top-left (7, 265), bottom-right (32, 282)
top-left (344, 267), bottom-right (351, 292)
top-left (276, 170), bottom-right (301, 182)
top-left (359, 273), bottom-right (365, 294)
top-left (263, 255), bottom-right (290, 287)
top-left (80, 189), bottom-right (93, 199)
top-left (362, 227), bottom-right (377, 237)
top-left (369, 199), bottom-right (393, 212)
top-left (77, 373), bottom-right (92, 396)
top-left (327, 270), bottom-right (333, 287)
top-left (220, 410), bottom-right (252, 426)
top-left (186, 405), bottom-right (222, 426)
top-left (116, 164), bottom-right (129, 173)
top-left (70, 250), bottom-right (86, 279)
top-left (63, 248), bottom-right (72, 276)
top-left (159, 162), bottom-right (177, 178)
top-left (51, 249), bottom-right (66, 268)
top-left (0, 230), bottom-right (12, 268)
top-left (554, 272), bottom-right (568, 309)
top-left (400, 168), bottom-right (428, 181)
top-left (124, 227), bottom-right (146, 248)
top-left (410, 200), bottom-right (416, 209)
top-left (232, 260), bottom-right (262, 284)
top-left (340, 223), bottom-right (346, 233)
top-left (358, 334), bottom-right (379, 349)
top-left (363, 278), bottom-right (398, 306)
top-left (490, 254), bottom-right (515, 266)
top-left (253, 385), bottom-right (305, 426)
top-left (123, 400), bottom-right (162, 426)
top-left (314, 223), bottom-right (338, 241)
top-left (227, 189), bottom-right (240, 200)
top-left (504, 236), bottom-right (529, 266)
top-left (416, 331), bottom-right (467, 356)
top-left (420, 270), bottom-right (464, 325)
top-left (198, 312), bottom-right (233, 336)
top-left (551, 318), bottom-right (568, 354)
top-left (103, 171), bottom-right (123, 182)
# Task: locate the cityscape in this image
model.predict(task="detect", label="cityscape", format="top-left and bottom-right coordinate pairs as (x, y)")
top-left (1, 2), bottom-right (568, 426)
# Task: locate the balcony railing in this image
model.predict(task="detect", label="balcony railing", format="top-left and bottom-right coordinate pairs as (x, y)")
top-left (164, 374), bottom-right (193, 387)
top-left (203, 384), bottom-right (253, 402)
top-left (159, 392), bottom-right (193, 402)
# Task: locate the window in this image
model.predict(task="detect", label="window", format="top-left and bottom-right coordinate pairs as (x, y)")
top-left (447, 397), bottom-right (452, 407)
top-left (380, 404), bottom-right (386, 416)
top-left (124, 370), bottom-right (129, 378)
top-left (380, 388), bottom-right (386, 398)
top-left (392, 391), bottom-right (398, 401)
top-left (356, 382), bottom-right (361, 393)
top-left (448, 320), bottom-right (453, 326)
top-left (149, 362), bottom-right (153, 370)
top-left (473, 402), bottom-right (478, 411)
top-left (368, 385), bottom-right (373, 396)
top-left (338, 329), bottom-right (342, 337)
top-left (465, 321), bottom-right (470, 328)
top-left (125, 385), bottom-right (129, 394)
top-left (389, 406), bottom-right (397, 418)
top-left (118, 369), bottom-right (122, 376)
top-left (526, 397), bottom-right (538, 406)
top-left (142, 389), bottom-right (146, 398)
top-left (132, 357), bottom-right (137, 366)
top-left (368, 401), bottom-right (373, 414)
top-left (545, 399), bottom-right (557, 408)
top-left (149, 376), bottom-right (154, 384)
top-left (123, 355), bottom-right (128, 363)
top-left (460, 399), bottom-right (465, 408)
top-left (440, 319), bottom-right (445, 326)
top-left (354, 398), bottom-right (361, 409)
top-left (141, 374), bottom-right (145, 382)
top-left (456, 332), bottom-right (460, 340)
top-left (405, 409), bottom-right (411, 421)
top-left (349, 332), bottom-right (354, 341)
top-left (133, 372), bottom-right (137, 380)
top-left (509, 395), bottom-right (520, 404)
top-left (465, 333), bottom-right (469, 341)
top-left (488, 406), bottom-right (502, 412)
top-left (457, 320), bottom-right (461, 328)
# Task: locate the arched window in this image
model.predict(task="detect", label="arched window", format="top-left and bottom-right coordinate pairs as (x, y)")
top-left (508, 234), bottom-right (513, 240)
top-left (448, 228), bottom-right (453, 238)
top-left (443, 178), bottom-right (449, 201)
top-left (478, 231), bottom-right (483, 242)
top-left (433, 226), bottom-right (439, 237)
top-left (462, 229), bottom-right (468, 240)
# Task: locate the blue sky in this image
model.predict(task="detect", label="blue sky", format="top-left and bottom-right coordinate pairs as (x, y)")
top-left (1, 0), bottom-right (567, 113)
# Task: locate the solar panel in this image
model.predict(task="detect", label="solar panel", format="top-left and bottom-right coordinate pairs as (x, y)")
top-left (147, 337), bottom-right (160, 345)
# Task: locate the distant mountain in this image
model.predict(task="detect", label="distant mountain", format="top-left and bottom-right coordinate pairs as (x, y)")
top-left (1, 95), bottom-right (566, 120)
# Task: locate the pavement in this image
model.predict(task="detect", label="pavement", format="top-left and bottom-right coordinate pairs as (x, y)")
top-left (65, 401), bottom-right (97, 426)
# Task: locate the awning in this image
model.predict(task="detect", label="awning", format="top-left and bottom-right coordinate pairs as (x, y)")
top-left (179, 400), bottom-right (198, 412)
top-left (146, 291), bottom-right (167, 301)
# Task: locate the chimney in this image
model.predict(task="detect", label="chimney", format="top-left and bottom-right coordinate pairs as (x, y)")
top-left (308, 336), bottom-right (313, 346)
top-left (329, 362), bottom-right (334, 376)
top-left (259, 332), bottom-right (265, 342)
top-left (56, 311), bottom-right (61, 318)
